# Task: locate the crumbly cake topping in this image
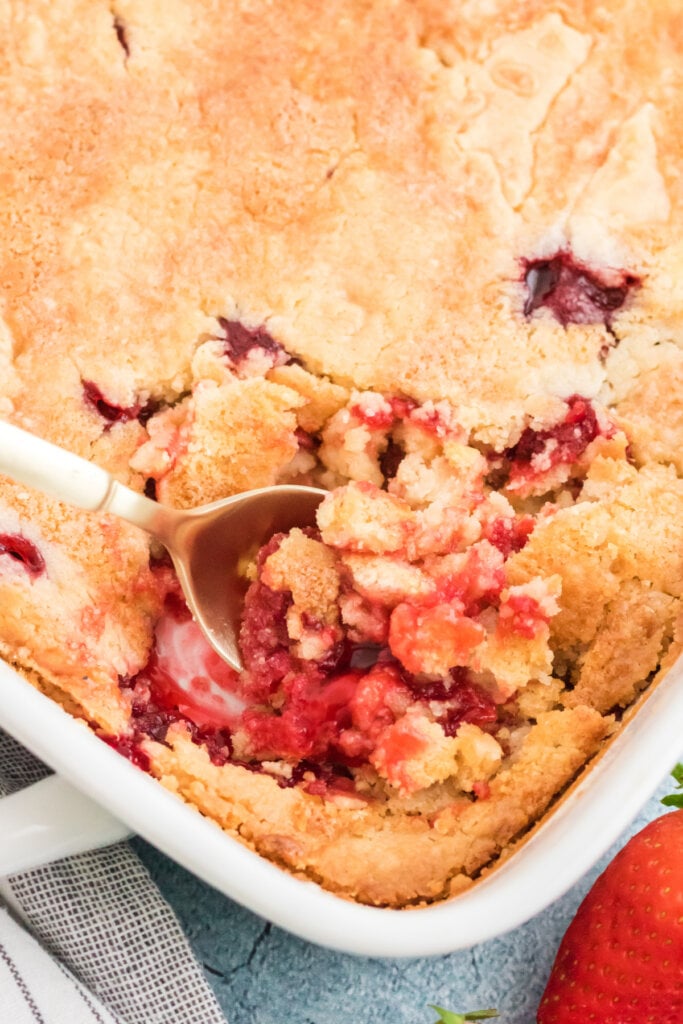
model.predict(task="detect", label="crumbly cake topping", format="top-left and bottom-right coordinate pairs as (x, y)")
top-left (2, 0), bottom-right (683, 907)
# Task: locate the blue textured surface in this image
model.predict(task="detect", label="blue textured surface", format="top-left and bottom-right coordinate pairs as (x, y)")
top-left (133, 776), bottom-right (675, 1024)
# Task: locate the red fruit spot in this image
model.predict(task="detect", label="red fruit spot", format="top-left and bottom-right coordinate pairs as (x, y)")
top-left (243, 670), bottom-right (361, 762)
top-left (349, 396), bottom-right (418, 431)
top-left (294, 426), bottom-right (318, 452)
top-left (409, 405), bottom-right (445, 435)
top-left (379, 439), bottom-right (406, 481)
top-left (83, 380), bottom-right (159, 429)
top-left (102, 735), bottom-right (150, 771)
top-left (348, 664), bottom-right (412, 741)
top-left (218, 318), bottom-right (288, 365)
top-left (505, 395), bottom-right (608, 490)
top-left (498, 593), bottom-right (548, 639)
top-left (113, 16), bottom-right (130, 56)
top-left (373, 718), bottom-right (429, 775)
top-left (406, 673), bottom-right (456, 703)
top-left (83, 380), bottom-right (140, 425)
top-left (484, 516), bottom-right (535, 559)
top-left (137, 398), bottom-right (162, 426)
top-left (388, 602), bottom-right (486, 676)
top-left (522, 251), bottom-right (640, 327)
top-left (431, 544), bottom-right (506, 614)
top-left (437, 677), bottom-right (498, 737)
top-left (390, 396), bottom-right (419, 420)
top-left (472, 780), bottom-right (491, 800)
top-left (349, 401), bottom-right (394, 430)
top-left (286, 760), bottom-right (356, 796)
top-left (0, 533), bottom-right (45, 578)
top-left (239, 536), bottom-right (297, 702)
top-left (143, 477), bottom-right (158, 501)
top-left (242, 661), bottom-right (414, 770)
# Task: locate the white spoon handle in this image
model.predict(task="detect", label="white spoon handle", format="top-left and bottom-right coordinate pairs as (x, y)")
top-left (0, 419), bottom-right (113, 511)
top-left (0, 418), bottom-right (179, 544)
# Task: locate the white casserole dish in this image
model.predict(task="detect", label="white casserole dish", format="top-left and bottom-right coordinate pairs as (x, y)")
top-left (0, 655), bottom-right (681, 958)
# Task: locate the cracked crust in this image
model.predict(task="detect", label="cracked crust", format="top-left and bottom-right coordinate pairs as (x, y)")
top-left (1, 0), bottom-right (683, 907)
top-left (3, 1), bottom-right (683, 450)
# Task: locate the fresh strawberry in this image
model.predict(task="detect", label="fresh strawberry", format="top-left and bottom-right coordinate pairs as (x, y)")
top-left (537, 806), bottom-right (683, 1022)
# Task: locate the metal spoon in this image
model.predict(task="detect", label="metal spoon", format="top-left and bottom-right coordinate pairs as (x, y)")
top-left (0, 420), bottom-right (325, 671)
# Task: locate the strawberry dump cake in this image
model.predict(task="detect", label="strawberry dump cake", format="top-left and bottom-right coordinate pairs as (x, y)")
top-left (2, 0), bottom-right (683, 906)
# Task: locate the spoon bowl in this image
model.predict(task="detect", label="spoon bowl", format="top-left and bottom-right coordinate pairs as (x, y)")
top-left (145, 486), bottom-right (325, 671)
top-left (0, 420), bottom-right (326, 671)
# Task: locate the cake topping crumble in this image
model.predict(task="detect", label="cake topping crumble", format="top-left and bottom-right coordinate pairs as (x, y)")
top-left (522, 251), bottom-right (640, 326)
top-left (118, 399), bottom-right (566, 800)
top-left (90, 380), bottom-right (626, 812)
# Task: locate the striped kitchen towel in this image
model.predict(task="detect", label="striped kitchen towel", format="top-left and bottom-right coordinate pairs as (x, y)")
top-left (0, 729), bottom-right (227, 1024)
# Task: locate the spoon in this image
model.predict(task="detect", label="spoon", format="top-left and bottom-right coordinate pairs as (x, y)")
top-left (0, 420), bottom-right (326, 672)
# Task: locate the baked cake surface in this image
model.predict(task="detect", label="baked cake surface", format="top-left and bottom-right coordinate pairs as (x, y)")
top-left (1, 0), bottom-right (683, 906)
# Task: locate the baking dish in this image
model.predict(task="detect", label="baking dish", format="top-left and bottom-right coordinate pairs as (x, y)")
top-left (0, 655), bottom-right (681, 958)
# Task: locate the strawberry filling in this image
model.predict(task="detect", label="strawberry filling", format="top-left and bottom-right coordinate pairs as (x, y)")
top-left (388, 603), bottom-right (486, 676)
top-left (217, 318), bottom-right (289, 367)
top-left (106, 479), bottom-right (545, 795)
top-left (113, 16), bottom-right (130, 56)
top-left (370, 716), bottom-right (431, 791)
top-left (498, 593), bottom-right (550, 639)
top-left (109, 572), bottom-right (504, 792)
top-left (348, 393), bottom-right (459, 441)
top-left (238, 535), bottom-right (301, 702)
top-left (438, 681), bottom-right (498, 738)
top-left (107, 596), bottom-right (241, 769)
top-left (484, 515), bottom-right (535, 558)
top-left (349, 395), bottom-right (418, 430)
top-left (504, 395), bottom-right (610, 491)
top-left (243, 670), bottom-right (361, 762)
top-left (101, 389), bottom-right (571, 799)
top-left (0, 533), bottom-right (45, 578)
top-left (82, 380), bottom-right (159, 429)
top-left (522, 250), bottom-right (640, 327)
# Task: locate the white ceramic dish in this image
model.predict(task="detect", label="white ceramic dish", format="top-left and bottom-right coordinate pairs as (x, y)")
top-left (0, 657), bottom-right (681, 957)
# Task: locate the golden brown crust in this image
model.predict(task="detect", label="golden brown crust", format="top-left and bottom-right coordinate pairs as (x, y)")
top-left (615, 349), bottom-right (683, 475)
top-left (507, 462), bottom-right (683, 657)
top-left (152, 378), bottom-right (303, 508)
top-left (1, 1), bottom-right (682, 447)
top-left (147, 706), bottom-right (606, 906)
top-left (0, 478), bottom-right (162, 731)
top-left (1, 0), bottom-right (682, 908)
top-left (566, 582), bottom-right (676, 712)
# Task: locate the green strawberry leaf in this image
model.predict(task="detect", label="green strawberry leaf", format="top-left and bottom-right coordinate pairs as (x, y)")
top-left (429, 1007), bottom-right (499, 1023)
top-left (661, 762), bottom-right (683, 809)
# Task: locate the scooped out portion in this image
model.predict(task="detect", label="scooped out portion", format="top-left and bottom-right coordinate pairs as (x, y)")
top-left (91, 378), bottom-right (683, 905)
top-left (118, 390), bottom-right (610, 792)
